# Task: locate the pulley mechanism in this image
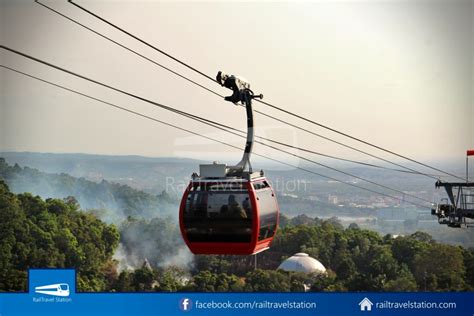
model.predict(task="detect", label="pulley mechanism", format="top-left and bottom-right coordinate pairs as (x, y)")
top-left (216, 71), bottom-right (263, 104)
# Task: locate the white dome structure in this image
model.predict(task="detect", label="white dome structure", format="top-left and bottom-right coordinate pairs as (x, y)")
top-left (278, 253), bottom-right (326, 274)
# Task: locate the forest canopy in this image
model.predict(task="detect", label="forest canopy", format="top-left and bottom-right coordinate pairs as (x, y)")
top-left (1, 159), bottom-right (473, 292)
top-left (0, 180), bottom-right (119, 291)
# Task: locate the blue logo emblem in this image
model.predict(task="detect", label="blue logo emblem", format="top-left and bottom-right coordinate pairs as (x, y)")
top-left (180, 298), bottom-right (192, 311)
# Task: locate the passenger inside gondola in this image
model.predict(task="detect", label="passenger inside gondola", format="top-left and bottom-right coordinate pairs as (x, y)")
top-left (218, 195), bottom-right (247, 219)
top-left (184, 189), bottom-right (252, 242)
top-left (242, 197), bottom-right (252, 218)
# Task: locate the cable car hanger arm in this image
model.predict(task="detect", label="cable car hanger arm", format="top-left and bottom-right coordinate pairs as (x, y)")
top-left (216, 71), bottom-right (263, 176)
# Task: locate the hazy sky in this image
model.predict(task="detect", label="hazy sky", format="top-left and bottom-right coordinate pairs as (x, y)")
top-left (1, 0), bottom-right (473, 168)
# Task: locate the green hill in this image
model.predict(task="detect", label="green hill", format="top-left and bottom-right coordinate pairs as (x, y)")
top-left (0, 158), bottom-right (175, 223)
top-left (0, 180), bottom-right (119, 291)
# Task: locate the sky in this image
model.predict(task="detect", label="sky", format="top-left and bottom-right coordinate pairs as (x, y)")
top-left (1, 0), bottom-right (473, 170)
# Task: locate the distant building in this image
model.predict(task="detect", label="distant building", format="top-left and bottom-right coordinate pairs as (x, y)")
top-left (278, 253), bottom-right (326, 275)
top-left (376, 208), bottom-right (418, 221)
top-left (416, 220), bottom-right (439, 229)
top-left (328, 195), bottom-right (338, 205)
top-left (376, 208), bottom-right (437, 227)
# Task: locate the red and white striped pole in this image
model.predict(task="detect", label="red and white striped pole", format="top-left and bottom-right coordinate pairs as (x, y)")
top-left (467, 150), bottom-right (474, 183)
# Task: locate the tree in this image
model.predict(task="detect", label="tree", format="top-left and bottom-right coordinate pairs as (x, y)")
top-left (309, 270), bottom-right (344, 292)
top-left (131, 268), bottom-right (156, 291)
top-left (244, 269), bottom-right (290, 292)
top-left (413, 244), bottom-right (465, 291)
top-left (0, 181), bottom-right (119, 291)
top-left (348, 223), bottom-right (360, 230)
top-left (114, 271), bottom-right (133, 292)
top-left (391, 234), bottom-right (430, 270)
top-left (383, 265), bottom-right (417, 291)
top-left (0, 181), bottom-right (28, 290)
top-left (191, 270), bottom-right (218, 292)
top-left (158, 267), bottom-right (189, 292)
top-left (462, 249), bottom-right (474, 290)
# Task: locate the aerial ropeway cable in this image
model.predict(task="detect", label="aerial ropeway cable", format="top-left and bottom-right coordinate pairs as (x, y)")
top-left (0, 63), bottom-right (431, 210)
top-left (62, 0), bottom-right (465, 182)
top-left (193, 114), bottom-right (444, 177)
top-left (181, 111), bottom-right (434, 205)
top-left (34, 0), bottom-right (450, 182)
top-left (37, 0), bottom-right (418, 176)
top-left (66, 0), bottom-right (219, 85)
top-left (0, 46), bottom-right (433, 207)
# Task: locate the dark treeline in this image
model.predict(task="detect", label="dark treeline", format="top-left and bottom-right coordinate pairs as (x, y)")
top-left (0, 158), bottom-right (175, 222)
top-left (1, 180), bottom-right (473, 292)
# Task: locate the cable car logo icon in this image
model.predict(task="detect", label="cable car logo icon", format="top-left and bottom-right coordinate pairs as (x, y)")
top-left (34, 283), bottom-right (70, 297)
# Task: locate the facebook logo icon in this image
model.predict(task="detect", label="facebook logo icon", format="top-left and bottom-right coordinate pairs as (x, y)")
top-left (180, 298), bottom-right (192, 311)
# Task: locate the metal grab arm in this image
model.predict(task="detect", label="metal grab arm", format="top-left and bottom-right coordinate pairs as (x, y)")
top-left (216, 71), bottom-right (263, 175)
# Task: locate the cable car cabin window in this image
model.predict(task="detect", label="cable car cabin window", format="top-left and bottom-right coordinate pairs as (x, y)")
top-left (183, 183), bottom-right (252, 243)
top-left (253, 181), bottom-right (270, 190)
top-left (255, 184), bottom-right (278, 241)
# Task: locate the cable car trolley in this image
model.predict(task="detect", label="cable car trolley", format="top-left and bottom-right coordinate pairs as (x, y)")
top-left (432, 181), bottom-right (474, 227)
top-left (179, 72), bottom-right (279, 255)
top-left (432, 150), bottom-right (474, 227)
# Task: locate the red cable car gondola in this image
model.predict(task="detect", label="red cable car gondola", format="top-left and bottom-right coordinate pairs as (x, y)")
top-left (179, 72), bottom-right (279, 255)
